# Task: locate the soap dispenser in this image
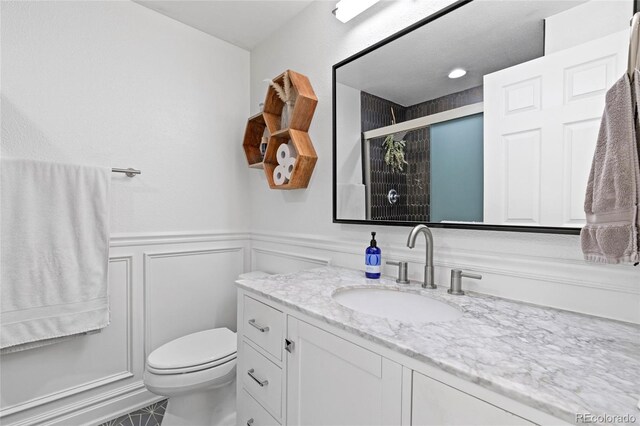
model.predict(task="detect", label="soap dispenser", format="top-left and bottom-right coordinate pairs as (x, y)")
top-left (365, 232), bottom-right (381, 279)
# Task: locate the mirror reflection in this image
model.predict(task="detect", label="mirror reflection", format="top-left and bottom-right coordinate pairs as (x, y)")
top-left (334, 0), bottom-right (632, 229)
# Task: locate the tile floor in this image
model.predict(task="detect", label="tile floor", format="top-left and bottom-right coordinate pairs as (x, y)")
top-left (98, 399), bottom-right (167, 426)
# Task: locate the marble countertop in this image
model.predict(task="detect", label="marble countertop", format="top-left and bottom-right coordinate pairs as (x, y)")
top-left (236, 266), bottom-right (640, 424)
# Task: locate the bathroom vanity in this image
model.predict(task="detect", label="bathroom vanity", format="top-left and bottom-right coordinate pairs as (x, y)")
top-left (235, 267), bottom-right (640, 426)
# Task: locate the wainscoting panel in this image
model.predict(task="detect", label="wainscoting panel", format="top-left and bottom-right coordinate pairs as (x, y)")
top-left (251, 248), bottom-right (330, 274)
top-left (2, 229), bottom-right (637, 425)
top-left (0, 232), bottom-right (250, 426)
top-left (144, 247), bottom-right (245, 356)
top-left (0, 256), bottom-right (135, 422)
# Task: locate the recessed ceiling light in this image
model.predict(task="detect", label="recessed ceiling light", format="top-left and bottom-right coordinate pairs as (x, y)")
top-left (333, 0), bottom-right (380, 23)
top-left (448, 68), bottom-right (467, 79)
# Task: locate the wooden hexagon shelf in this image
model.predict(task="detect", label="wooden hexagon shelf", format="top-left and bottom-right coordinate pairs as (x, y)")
top-left (263, 70), bottom-right (318, 132)
top-left (263, 129), bottom-right (317, 189)
top-left (242, 112), bottom-right (270, 169)
top-left (243, 69), bottom-right (317, 189)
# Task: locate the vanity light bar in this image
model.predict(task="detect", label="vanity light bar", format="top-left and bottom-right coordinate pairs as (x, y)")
top-left (333, 0), bottom-right (380, 23)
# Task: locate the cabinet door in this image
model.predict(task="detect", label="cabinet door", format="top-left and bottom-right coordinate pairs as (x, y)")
top-left (412, 372), bottom-right (533, 426)
top-left (286, 317), bottom-right (402, 426)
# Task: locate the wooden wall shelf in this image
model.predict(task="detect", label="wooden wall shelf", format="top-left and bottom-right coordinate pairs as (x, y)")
top-left (263, 70), bottom-right (318, 132)
top-left (243, 69), bottom-right (317, 189)
top-left (242, 112), bottom-right (269, 169)
top-left (263, 129), bottom-right (317, 189)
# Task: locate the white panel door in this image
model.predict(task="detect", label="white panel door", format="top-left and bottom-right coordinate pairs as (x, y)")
top-left (484, 29), bottom-right (627, 226)
top-left (286, 317), bottom-right (402, 426)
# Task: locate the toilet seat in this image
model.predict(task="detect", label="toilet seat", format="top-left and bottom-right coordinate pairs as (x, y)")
top-left (144, 355), bottom-right (237, 397)
top-left (146, 328), bottom-right (237, 375)
top-left (147, 352), bottom-right (237, 375)
top-left (144, 327), bottom-right (238, 398)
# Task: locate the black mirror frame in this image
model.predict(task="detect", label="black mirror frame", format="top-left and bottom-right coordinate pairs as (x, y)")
top-left (332, 0), bottom-right (640, 235)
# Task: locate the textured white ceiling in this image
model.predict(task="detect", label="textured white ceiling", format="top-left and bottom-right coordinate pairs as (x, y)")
top-left (134, 0), bottom-right (314, 50)
top-left (336, 1), bottom-right (597, 106)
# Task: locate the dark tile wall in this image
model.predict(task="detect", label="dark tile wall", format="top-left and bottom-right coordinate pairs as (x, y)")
top-left (361, 86), bottom-right (483, 222)
top-left (360, 92), bottom-right (411, 221)
top-left (360, 91), bottom-right (406, 133)
top-left (403, 126), bottom-right (430, 221)
top-left (406, 86), bottom-right (483, 120)
top-left (99, 399), bottom-right (167, 426)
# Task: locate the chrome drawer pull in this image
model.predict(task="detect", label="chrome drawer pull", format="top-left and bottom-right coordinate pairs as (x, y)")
top-left (247, 368), bottom-right (269, 387)
top-left (247, 419), bottom-right (254, 426)
top-left (248, 319), bottom-right (269, 332)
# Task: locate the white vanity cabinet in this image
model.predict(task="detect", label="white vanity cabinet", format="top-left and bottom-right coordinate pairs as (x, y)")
top-left (237, 295), bottom-right (286, 426)
top-left (237, 289), bottom-right (559, 426)
top-left (286, 317), bottom-right (403, 426)
top-left (411, 372), bottom-right (534, 426)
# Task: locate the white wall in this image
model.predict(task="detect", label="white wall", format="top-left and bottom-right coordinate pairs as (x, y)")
top-left (336, 82), bottom-right (362, 186)
top-left (1, 1), bottom-right (250, 424)
top-left (545, 0), bottom-right (631, 54)
top-left (249, 1), bottom-right (640, 323)
top-left (336, 82), bottom-right (365, 220)
top-left (2, 0), bottom-right (250, 234)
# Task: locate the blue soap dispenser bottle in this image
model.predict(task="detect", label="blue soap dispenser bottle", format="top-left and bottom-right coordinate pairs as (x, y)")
top-left (365, 232), bottom-right (381, 279)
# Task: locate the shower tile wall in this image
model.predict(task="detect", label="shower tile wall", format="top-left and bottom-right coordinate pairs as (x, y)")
top-left (402, 126), bottom-right (430, 221)
top-left (360, 91), bottom-right (410, 221)
top-left (361, 86), bottom-right (483, 222)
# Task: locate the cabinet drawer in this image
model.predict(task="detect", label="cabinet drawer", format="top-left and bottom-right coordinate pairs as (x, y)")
top-left (239, 389), bottom-right (281, 426)
top-left (241, 340), bottom-right (282, 419)
top-left (243, 295), bottom-right (283, 360)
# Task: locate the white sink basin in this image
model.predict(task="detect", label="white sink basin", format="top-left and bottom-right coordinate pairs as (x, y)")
top-left (332, 288), bottom-right (462, 323)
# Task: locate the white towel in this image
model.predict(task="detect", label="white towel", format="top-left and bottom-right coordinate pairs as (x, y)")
top-left (1, 158), bottom-right (111, 350)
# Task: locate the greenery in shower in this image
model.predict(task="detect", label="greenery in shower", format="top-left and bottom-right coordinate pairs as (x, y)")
top-left (382, 107), bottom-right (408, 172)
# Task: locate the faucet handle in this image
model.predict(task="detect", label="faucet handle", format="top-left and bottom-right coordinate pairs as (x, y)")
top-left (448, 269), bottom-right (482, 295)
top-left (460, 271), bottom-right (482, 280)
top-left (386, 261), bottom-right (410, 284)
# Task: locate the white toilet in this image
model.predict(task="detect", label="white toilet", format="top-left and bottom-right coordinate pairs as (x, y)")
top-left (144, 327), bottom-right (237, 426)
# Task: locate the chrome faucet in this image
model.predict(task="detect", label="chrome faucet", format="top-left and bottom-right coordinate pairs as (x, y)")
top-left (406, 224), bottom-right (436, 289)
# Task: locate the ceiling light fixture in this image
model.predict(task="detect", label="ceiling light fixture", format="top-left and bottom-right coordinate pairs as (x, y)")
top-left (333, 0), bottom-right (380, 23)
top-left (448, 68), bottom-right (467, 79)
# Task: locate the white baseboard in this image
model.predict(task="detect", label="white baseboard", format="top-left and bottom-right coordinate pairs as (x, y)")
top-left (5, 382), bottom-right (160, 426)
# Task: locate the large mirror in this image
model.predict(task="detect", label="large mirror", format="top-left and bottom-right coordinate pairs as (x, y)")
top-left (333, 0), bottom-right (635, 233)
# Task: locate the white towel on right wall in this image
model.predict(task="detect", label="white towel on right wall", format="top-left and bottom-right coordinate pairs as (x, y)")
top-left (1, 158), bottom-right (111, 350)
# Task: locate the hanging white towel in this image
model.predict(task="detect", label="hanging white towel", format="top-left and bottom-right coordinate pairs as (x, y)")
top-left (1, 158), bottom-right (111, 350)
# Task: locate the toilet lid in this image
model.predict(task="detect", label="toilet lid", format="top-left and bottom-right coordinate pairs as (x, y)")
top-left (148, 328), bottom-right (237, 371)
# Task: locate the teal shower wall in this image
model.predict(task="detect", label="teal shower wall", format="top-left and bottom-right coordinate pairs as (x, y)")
top-left (430, 113), bottom-right (484, 223)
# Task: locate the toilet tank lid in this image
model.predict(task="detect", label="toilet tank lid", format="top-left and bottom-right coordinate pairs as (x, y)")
top-left (147, 328), bottom-right (237, 370)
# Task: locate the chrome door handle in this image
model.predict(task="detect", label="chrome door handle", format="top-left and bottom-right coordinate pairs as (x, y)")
top-left (247, 419), bottom-right (254, 426)
top-left (247, 368), bottom-right (269, 387)
top-left (248, 319), bottom-right (269, 333)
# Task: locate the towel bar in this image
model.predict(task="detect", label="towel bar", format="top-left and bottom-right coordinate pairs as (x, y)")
top-left (111, 168), bottom-right (141, 177)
